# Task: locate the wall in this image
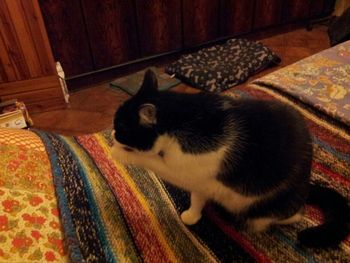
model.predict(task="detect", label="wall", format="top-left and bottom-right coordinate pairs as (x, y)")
top-left (0, 0), bottom-right (65, 113)
top-left (39, 0), bottom-right (335, 88)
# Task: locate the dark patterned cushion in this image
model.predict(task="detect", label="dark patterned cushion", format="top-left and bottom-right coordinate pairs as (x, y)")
top-left (165, 38), bottom-right (281, 92)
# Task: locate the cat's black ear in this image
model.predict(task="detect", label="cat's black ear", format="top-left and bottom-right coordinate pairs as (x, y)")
top-left (138, 103), bottom-right (157, 126)
top-left (136, 69), bottom-right (158, 97)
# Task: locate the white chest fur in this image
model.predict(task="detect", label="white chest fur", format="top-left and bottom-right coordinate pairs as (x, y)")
top-left (111, 133), bottom-right (257, 215)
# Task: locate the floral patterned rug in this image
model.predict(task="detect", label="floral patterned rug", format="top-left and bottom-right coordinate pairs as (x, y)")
top-left (0, 128), bottom-right (68, 262)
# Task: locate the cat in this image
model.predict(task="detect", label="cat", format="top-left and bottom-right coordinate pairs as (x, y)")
top-left (112, 69), bottom-right (349, 248)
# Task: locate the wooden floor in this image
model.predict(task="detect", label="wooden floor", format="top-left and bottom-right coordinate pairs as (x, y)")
top-left (31, 26), bottom-right (330, 135)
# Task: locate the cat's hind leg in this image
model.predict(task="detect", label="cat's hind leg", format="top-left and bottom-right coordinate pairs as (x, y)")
top-left (276, 211), bottom-right (303, 225)
top-left (181, 192), bottom-right (207, 225)
top-left (247, 218), bottom-right (275, 232)
top-left (247, 211), bottom-right (303, 232)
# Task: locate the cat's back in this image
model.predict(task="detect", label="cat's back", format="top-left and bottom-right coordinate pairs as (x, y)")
top-left (220, 98), bottom-right (312, 194)
top-left (226, 99), bottom-right (310, 144)
top-left (223, 98), bottom-right (312, 164)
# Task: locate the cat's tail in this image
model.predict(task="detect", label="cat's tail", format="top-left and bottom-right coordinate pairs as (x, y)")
top-left (298, 184), bottom-right (349, 248)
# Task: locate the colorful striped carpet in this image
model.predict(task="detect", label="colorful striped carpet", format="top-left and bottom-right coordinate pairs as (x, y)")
top-left (33, 84), bottom-right (349, 263)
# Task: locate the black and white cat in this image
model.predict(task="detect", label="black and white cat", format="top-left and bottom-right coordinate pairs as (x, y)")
top-left (112, 69), bottom-right (349, 247)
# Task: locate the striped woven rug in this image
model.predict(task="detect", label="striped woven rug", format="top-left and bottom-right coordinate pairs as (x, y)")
top-left (35, 85), bottom-right (349, 263)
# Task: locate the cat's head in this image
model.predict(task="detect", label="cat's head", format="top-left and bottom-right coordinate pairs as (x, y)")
top-left (112, 69), bottom-right (160, 154)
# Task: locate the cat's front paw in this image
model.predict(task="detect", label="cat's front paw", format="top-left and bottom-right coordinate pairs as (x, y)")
top-left (181, 210), bottom-right (202, 225)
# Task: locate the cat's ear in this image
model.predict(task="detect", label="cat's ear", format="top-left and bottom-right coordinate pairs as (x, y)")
top-left (139, 103), bottom-right (157, 126)
top-left (136, 69), bottom-right (158, 97)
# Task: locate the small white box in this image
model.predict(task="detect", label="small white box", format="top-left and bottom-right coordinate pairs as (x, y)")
top-left (0, 110), bottom-right (27, 129)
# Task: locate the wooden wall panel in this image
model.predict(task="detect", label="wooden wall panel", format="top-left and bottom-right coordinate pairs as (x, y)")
top-left (135, 0), bottom-right (182, 57)
top-left (283, 0), bottom-right (311, 22)
top-left (0, 0), bottom-right (56, 81)
top-left (0, 31), bottom-right (18, 83)
top-left (322, 0), bottom-right (336, 16)
top-left (253, 0), bottom-right (283, 30)
top-left (0, 1), bottom-right (31, 81)
top-left (21, 0), bottom-right (56, 76)
top-left (34, 0), bottom-right (336, 85)
top-left (6, 1), bottom-right (42, 78)
top-left (183, 0), bottom-right (220, 47)
top-left (81, 0), bottom-right (139, 69)
top-left (39, 0), bottom-right (94, 77)
top-left (0, 0), bottom-right (65, 112)
top-left (309, 0), bottom-right (325, 18)
top-left (220, 0), bottom-right (255, 36)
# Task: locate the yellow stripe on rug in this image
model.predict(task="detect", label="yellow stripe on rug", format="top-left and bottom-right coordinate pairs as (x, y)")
top-left (95, 134), bottom-right (178, 262)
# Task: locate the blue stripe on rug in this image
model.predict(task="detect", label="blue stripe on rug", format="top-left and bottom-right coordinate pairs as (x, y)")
top-left (34, 131), bottom-right (84, 263)
top-left (45, 133), bottom-right (107, 261)
top-left (312, 136), bottom-right (350, 163)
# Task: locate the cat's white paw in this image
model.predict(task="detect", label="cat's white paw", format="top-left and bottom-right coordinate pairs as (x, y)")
top-left (181, 210), bottom-right (202, 225)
